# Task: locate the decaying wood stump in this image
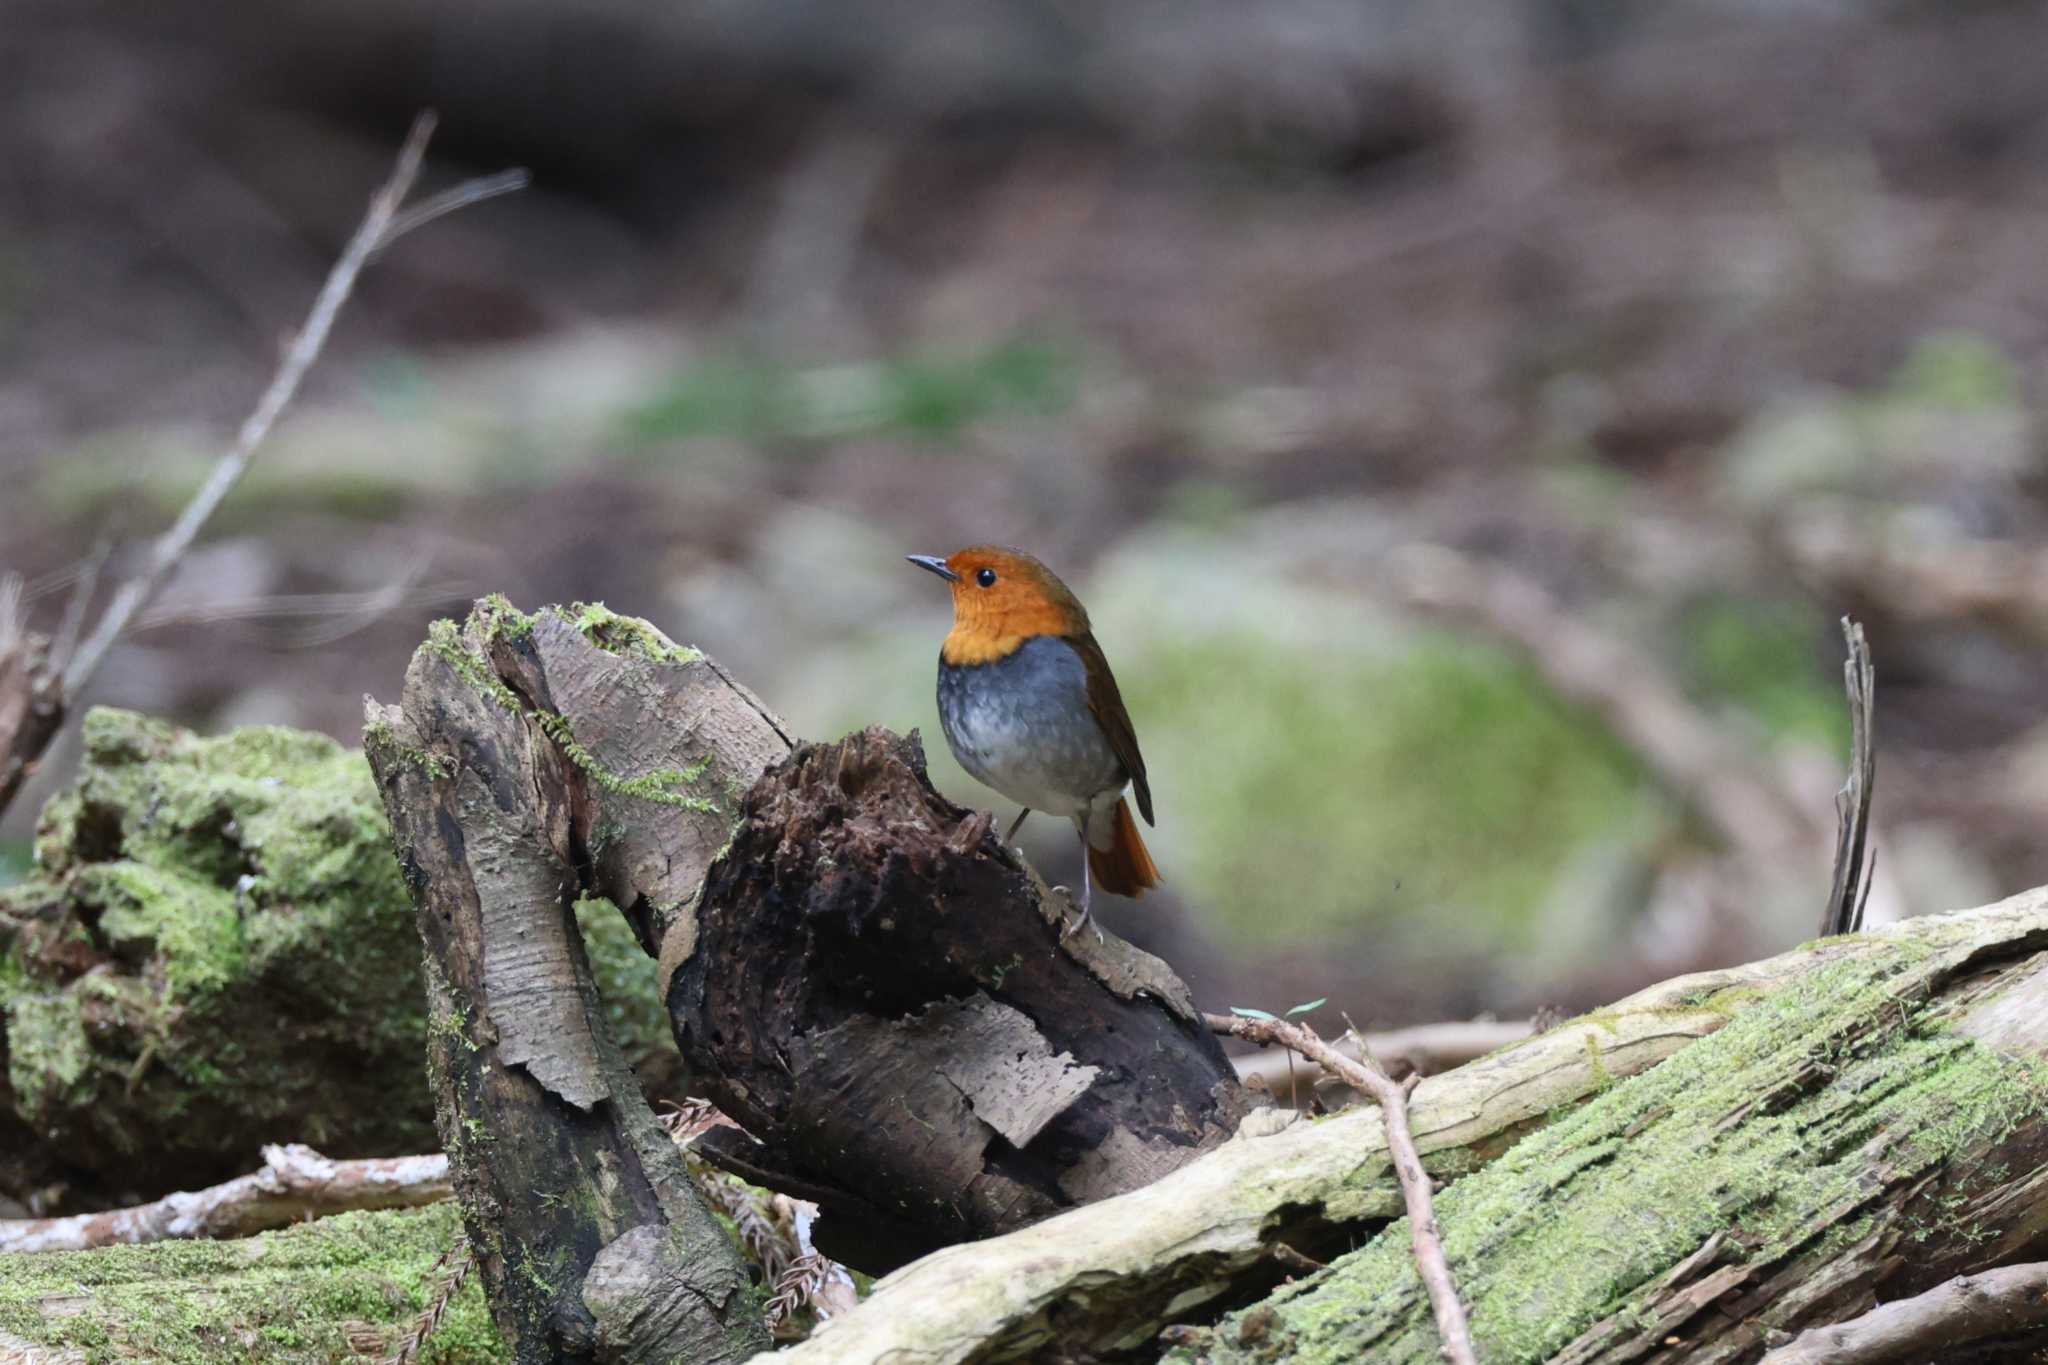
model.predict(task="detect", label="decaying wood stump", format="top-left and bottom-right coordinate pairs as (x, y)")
top-left (363, 597), bottom-right (1242, 1351)
top-left (365, 599), bottom-right (785, 1364)
top-left (671, 727), bottom-right (1248, 1272)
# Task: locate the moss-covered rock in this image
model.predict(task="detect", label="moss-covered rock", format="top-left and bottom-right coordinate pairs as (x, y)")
top-left (0, 708), bottom-right (681, 1207)
top-left (0, 1203), bottom-right (504, 1364)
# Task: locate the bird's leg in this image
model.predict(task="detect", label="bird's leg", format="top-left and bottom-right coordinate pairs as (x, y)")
top-left (1060, 832), bottom-right (1103, 943)
top-left (1005, 808), bottom-right (1032, 846)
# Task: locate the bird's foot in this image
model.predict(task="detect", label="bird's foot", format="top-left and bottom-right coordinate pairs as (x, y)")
top-left (1058, 901), bottom-right (1104, 944)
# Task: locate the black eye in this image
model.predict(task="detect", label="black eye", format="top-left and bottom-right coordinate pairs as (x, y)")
top-left (975, 568), bottom-right (997, 587)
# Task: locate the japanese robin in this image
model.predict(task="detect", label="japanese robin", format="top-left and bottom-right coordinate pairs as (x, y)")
top-left (907, 545), bottom-right (1158, 938)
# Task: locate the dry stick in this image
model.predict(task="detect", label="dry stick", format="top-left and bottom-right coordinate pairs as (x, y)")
top-left (1760, 1262), bottom-right (2048, 1365)
top-left (0, 1145), bottom-right (451, 1253)
top-left (57, 112), bottom-right (523, 702)
top-left (1819, 617), bottom-right (1877, 937)
top-left (1233, 1017), bottom-right (1534, 1099)
top-left (1206, 1011), bottom-right (1479, 1365)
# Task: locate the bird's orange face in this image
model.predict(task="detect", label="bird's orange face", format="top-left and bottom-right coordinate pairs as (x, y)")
top-left (909, 545), bottom-right (1089, 665)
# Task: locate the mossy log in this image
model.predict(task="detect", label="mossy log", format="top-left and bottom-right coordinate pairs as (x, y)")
top-left (673, 727), bottom-right (1247, 1273)
top-left (0, 1203), bottom-right (503, 1363)
top-left (771, 886), bottom-right (2048, 1365)
top-left (0, 707), bottom-right (684, 1214)
top-left (0, 709), bottom-right (433, 1203)
top-left (364, 599), bottom-right (783, 1364)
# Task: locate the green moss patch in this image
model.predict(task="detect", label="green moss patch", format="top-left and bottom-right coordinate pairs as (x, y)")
top-left (1121, 629), bottom-right (1646, 957)
top-left (0, 705), bottom-right (678, 1200)
top-left (1185, 943), bottom-right (2048, 1363)
top-left (0, 709), bottom-right (430, 1189)
top-left (0, 1204), bottom-right (503, 1364)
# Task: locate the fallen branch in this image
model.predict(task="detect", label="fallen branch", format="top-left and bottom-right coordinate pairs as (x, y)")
top-left (0, 1146), bottom-right (451, 1254)
top-left (1760, 1262), bottom-right (2048, 1365)
top-left (1206, 1012), bottom-right (1477, 1365)
top-left (764, 886), bottom-right (2048, 1364)
top-left (1231, 1017), bottom-right (1532, 1097)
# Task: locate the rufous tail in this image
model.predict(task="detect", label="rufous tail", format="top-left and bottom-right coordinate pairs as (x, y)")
top-left (1088, 797), bottom-right (1160, 898)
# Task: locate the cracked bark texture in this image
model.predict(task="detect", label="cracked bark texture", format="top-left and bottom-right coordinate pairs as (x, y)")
top-left (767, 887), bottom-right (2048, 1365)
top-left (669, 726), bottom-right (1249, 1273)
top-left (364, 598), bottom-right (782, 1365)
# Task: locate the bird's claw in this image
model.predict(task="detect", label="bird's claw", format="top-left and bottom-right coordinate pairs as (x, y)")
top-left (1059, 904), bottom-right (1102, 945)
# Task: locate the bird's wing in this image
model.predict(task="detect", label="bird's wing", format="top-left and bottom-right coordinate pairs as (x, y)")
top-left (1069, 631), bottom-right (1153, 825)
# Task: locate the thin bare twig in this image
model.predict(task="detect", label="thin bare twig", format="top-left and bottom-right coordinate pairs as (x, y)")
top-left (1206, 1011), bottom-right (1478, 1365)
top-left (44, 542), bottom-right (107, 681)
top-left (59, 112), bottom-right (522, 703)
top-left (1760, 1262), bottom-right (2048, 1365)
top-left (1232, 1017), bottom-right (1534, 1099)
top-left (0, 1145), bottom-right (451, 1253)
top-left (0, 112), bottom-right (522, 828)
top-left (376, 168), bottom-right (531, 250)
top-left (1819, 617), bottom-right (1877, 937)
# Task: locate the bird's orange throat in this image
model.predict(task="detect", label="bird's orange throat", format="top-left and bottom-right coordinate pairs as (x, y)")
top-left (940, 628), bottom-right (1030, 667)
top-left (939, 587), bottom-right (1075, 666)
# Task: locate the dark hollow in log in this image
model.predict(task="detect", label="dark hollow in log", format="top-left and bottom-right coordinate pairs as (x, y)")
top-left (670, 727), bottom-right (1248, 1273)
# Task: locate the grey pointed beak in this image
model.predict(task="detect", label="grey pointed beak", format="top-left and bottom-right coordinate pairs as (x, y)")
top-left (906, 554), bottom-right (959, 583)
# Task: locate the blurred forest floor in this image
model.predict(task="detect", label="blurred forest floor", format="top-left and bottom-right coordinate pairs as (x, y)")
top-left (3, 0), bottom-right (2046, 1027)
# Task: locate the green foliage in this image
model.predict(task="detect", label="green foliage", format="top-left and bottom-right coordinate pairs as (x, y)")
top-left (623, 338), bottom-right (1076, 447)
top-left (1888, 330), bottom-right (2018, 409)
top-left (1679, 596), bottom-right (1847, 748)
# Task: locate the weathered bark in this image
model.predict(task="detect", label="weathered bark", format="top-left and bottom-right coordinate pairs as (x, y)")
top-left (768, 887), bottom-right (2048, 1365)
top-left (365, 599), bottom-right (782, 1365)
top-left (0, 1204), bottom-right (504, 1363)
top-left (670, 727), bottom-right (1248, 1273)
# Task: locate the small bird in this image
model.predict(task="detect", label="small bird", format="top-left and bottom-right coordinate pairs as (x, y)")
top-left (908, 545), bottom-right (1158, 938)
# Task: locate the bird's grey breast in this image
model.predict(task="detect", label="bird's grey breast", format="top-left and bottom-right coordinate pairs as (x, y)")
top-left (937, 635), bottom-right (1124, 813)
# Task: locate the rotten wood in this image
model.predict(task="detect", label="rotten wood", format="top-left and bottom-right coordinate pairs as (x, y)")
top-left (0, 1145), bottom-right (450, 1254)
top-left (364, 599), bottom-right (785, 1364)
top-left (670, 726), bottom-right (1248, 1274)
